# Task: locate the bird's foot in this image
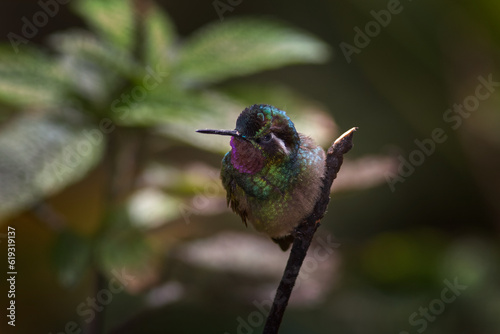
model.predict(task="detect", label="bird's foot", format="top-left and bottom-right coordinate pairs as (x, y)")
top-left (292, 227), bottom-right (305, 240)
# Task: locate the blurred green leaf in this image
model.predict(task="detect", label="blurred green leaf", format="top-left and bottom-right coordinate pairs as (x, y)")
top-left (49, 30), bottom-right (140, 108)
top-left (0, 47), bottom-right (68, 108)
top-left (0, 112), bottom-right (105, 220)
top-left (144, 8), bottom-right (176, 68)
top-left (75, 0), bottom-right (176, 68)
top-left (115, 87), bottom-right (237, 125)
top-left (51, 229), bottom-right (92, 287)
top-left (174, 18), bottom-right (331, 85)
top-left (74, 0), bottom-right (135, 52)
top-left (50, 30), bottom-right (143, 82)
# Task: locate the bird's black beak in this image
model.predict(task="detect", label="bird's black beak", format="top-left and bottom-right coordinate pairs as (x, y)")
top-left (196, 129), bottom-right (244, 138)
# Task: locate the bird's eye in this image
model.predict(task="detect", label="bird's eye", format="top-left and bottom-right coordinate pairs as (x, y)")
top-left (261, 134), bottom-right (272, 143)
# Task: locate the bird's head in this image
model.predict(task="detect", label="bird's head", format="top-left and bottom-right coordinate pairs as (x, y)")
top-left (197, 104), bottom-right (300, 174)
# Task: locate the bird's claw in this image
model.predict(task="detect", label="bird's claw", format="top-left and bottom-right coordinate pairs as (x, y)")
top-left (292, 227), bottom-right (305, 240)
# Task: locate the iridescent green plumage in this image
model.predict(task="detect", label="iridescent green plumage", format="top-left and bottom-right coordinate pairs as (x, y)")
top-left (198, 104), bottom-right (325, 250)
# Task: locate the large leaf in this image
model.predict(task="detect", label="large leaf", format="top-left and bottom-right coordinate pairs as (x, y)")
top-left (144, 9), bottom-right (176, 68)
top-left (114, 87), bottom-right (237, 126)
top-left (0, 112), bottom-right (105, 220)
top-left (0, 47), bottom-right (69, 108)
top-left (75, 0), bottom-right (176, 67)
top-left (174, 18), bottom-right (331, 85)
top-left (74, 0), bottom-right (135, 52)
top-left (50, 30), bottom-right (143, 82)
top-left (50, 31), bottom-right (141, 107)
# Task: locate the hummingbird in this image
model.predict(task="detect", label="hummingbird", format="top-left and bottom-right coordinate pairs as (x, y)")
top-left (197, 104), bottom-right (325, 251)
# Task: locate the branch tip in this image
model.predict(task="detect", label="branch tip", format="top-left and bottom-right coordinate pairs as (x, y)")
top-left (333, 126), bottom-right (358, 145)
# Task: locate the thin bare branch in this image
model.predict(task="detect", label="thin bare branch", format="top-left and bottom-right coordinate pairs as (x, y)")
top-left (263, 127), bottom-right (358, 334)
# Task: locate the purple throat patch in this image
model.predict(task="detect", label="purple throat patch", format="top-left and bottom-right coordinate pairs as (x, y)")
top-left (230, 137), bottom-right (264, 174)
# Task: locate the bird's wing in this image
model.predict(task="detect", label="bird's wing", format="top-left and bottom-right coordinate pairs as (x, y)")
top-left (221, 152), bottom-right (249, 226)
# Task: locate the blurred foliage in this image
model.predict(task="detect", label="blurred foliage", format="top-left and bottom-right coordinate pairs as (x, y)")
top-left (0, 0), bottom-right (339, 332)
top-left (1, 0), bottom-right (500, 333)
top-left (0, 0), bottom-right (334, 220)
